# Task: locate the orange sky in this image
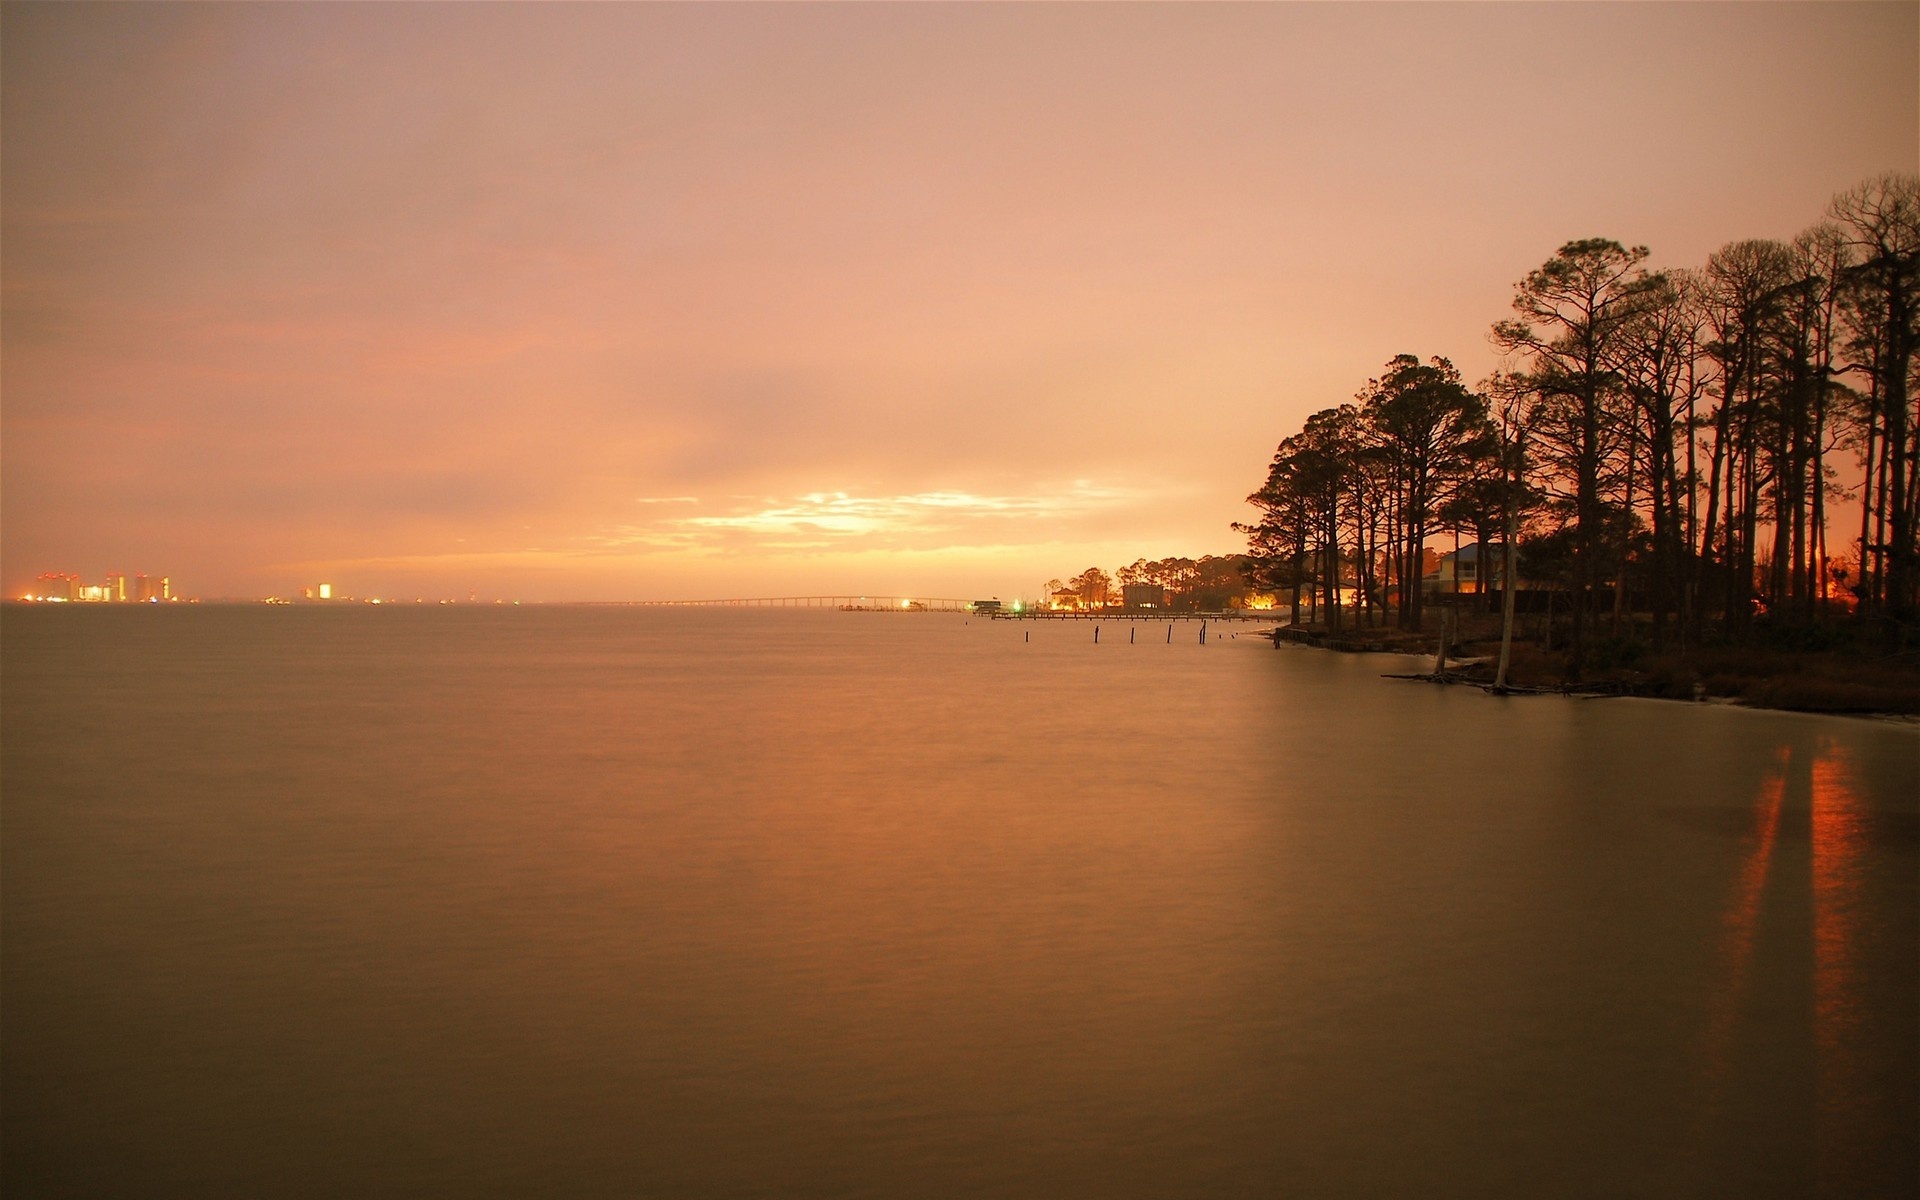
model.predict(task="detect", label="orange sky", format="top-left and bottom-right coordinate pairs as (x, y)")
top-left (4, 2), bottom-right (1915, 601)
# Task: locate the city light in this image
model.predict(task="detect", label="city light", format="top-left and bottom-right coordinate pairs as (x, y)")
top-left (20, 572), bottom-right (175, 603)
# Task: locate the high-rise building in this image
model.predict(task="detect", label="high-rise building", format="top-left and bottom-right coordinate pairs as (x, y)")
top-left (35, 572), bottom-right (78, 601)
top-left (24, 570), bottom-right (173, 602)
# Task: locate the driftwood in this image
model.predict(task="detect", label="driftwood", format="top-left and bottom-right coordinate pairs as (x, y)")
top-left (1383, 671), bottom-right (1633, 698)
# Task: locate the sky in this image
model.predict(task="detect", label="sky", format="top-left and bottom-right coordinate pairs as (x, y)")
top-left (4, 2), bottom-right (1916, 602)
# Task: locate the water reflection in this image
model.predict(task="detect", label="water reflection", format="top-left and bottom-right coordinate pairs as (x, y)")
top-left (1701, 734), bottom-right (1891, 1193)
top-left (1808, 738), bottom-right (1871, 1184)
top-left (4, 609), bottom-right (1915, 1197)
top-left (1701, 746), bottom-right (1787, 1087)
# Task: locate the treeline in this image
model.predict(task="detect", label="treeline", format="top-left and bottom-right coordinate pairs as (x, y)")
top-left (1239, 173), bottom-right (1920, 668)
top-left (1046, 555), bottom-right (1257, 610)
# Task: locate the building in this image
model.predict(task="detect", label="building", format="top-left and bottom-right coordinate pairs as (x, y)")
top-left (21, 571), bottom-right (176, 602)
top-left (969, 599), bottom-right (1003, 614)
top-left (1421, 543), bottom-right (1557, 599)
top-left (1121, 583), bottom-right (1166, 610)
top-left (34, 572), bottom-right (79, 601)
top-left (1423, 543), bottom-right (1501, 596)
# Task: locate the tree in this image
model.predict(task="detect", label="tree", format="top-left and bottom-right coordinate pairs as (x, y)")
top-left (1190, 555), bottom-right (1256, 609)
top-left (1242, 407), bottom-right (1364, 628)
top-left (1359, 355), bottom-right (1496, 631)
top-left (1769, 224), bottom-right (1850, 620)
top-left (1494, 238), bottom-right (1653, 672)
top-left (1070, 567), bottom-right (1114, 609)
top-left (1243, 174), bottom-right (1913, 661)
top-left (1617, 269), bottom-right (1706, 646)
top-left (1489, 384), bottom-right (1540, 691)
top-left (1693, 238), bottom-right (1796, 630)
top-left (1242, 470), bottom-right (1314, 625)
top-left (1831, 173), bottom-right (1920, 626)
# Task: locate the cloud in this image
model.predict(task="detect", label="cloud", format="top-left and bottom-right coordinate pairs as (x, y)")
top-left (582, 483), bottom-right (1141, 555)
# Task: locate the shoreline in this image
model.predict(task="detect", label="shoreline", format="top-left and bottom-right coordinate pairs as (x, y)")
top-left (1268, 624), bottom-right (1920, 720)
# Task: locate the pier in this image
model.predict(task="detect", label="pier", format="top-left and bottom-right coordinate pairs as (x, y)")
top-left (989, 609), bottom-right (1275, 622)
top-left (608, 597), bottom-right (1279, 621)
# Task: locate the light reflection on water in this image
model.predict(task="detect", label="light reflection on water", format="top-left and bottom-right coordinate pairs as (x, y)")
top-left (2, 606), bottom-right (1915, 1198)
top-left (1806, 738), bottom-right (1879, 1186)
top-left (1693, 737), bottom-right (1911, 1197)
top-left (1698, 748), bottom-right (1786, 1099)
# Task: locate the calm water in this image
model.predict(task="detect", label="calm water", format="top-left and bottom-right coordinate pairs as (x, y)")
top-left (3, 605), bottom-right (1916, 1198)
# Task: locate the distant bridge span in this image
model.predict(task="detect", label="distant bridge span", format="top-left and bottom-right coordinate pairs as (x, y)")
top-left (623, 596), bottom-right (974, 611)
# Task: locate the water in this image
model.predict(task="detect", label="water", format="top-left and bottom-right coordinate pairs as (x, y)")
top-left (3, 605), bottom-right (1915, 1198)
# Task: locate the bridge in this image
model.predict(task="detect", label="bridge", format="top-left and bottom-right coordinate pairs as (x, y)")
top-left (623, 596), bottom-right (974, 611)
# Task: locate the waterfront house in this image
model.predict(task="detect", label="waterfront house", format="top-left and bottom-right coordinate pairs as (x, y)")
top-left (1422, 542), bottom-right (1508, 597)
top-left (1420, 542), bottom-right (1566, 605)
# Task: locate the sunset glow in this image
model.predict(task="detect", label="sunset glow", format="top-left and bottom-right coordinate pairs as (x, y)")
top-left (4, 3), bottom-right (1914, 600)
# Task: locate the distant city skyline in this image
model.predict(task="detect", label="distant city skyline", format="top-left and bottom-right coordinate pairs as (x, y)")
top-left (4, 2), bottom-right (1915, 601)
top-left (26, 571), bottom-right (173, 603)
